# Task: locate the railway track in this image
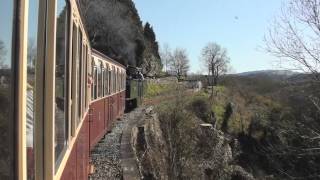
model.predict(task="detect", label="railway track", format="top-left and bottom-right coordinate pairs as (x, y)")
top-left (89, 108), bottom-right (146, 180)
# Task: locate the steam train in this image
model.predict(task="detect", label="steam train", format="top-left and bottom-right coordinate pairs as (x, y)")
top-left (0, 0), bottom-right (144, 179)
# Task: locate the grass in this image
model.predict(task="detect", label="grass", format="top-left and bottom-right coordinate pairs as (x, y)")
top-left (145, 82), bottom-right (174, 99)
top-left (150, 81), bottom-right (284, 137)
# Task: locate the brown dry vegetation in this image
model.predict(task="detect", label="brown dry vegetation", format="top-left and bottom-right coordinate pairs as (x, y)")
top-left (143, 74), bottom-right (320, 179)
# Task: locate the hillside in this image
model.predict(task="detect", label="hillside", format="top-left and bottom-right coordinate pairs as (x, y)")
top-left (79, 0), bottom-right (162, 76)
top-left (235, 70), bottom-right (298, 77)
top-left (136, 75), bottom-right (320, 179)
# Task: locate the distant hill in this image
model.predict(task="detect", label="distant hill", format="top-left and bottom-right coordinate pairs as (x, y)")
top-left (235, 70), bottom-right (299, 77)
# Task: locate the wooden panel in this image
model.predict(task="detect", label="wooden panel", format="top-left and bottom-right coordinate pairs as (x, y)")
top-left (59, 92), bottom-right (126, 180)
top-left (77, 116), bottom-right (89, 180)
top-left (60, 145), bottom-right (77, 180)
top-left (89, 99), bottom-right (106, 149)
top-left (105, 98), bottom-right (110, 131)
top-left (113, 95), bottom-right (117, 119)
top-left (60, 116), bottom-right (90, 180)
top-left (110, 96), bottom-right (114, 127)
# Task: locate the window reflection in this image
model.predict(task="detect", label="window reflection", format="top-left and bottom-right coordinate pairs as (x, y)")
top-left (78, 31), bottom-right (82, 119)
top-left (109, 68), bottom-right (112, 95)
top-left (55, 0), bottom-right (69, 166)
top-left (98, 62), bottom-right (102, 97)
top-left (26, 0), bottom-right (39, 179)
top-left (0, 1), bottom-right (15, 179)
top-left (92, 66), bottom-right (97, 99)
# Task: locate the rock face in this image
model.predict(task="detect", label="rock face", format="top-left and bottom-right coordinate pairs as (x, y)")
top-left (131, 107), bottom-right (255, 180)
top-left (80, 0), bottom-right (162, 76)
top-left (131, 108), bottom-right (169, 180)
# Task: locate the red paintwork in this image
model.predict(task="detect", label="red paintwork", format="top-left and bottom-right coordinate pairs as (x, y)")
top-left (60, 143), bottom-right (77, 179)
top-left (60, 91), bottom-right (125, 180)
top-left (89, 98), bottom-right (106, 148)
top-left (104, 98), bottom-right (110, 132)
top-left (77, 116), bottom-right (90, 180)
top-left (27, 148), bottom-right (35, 179)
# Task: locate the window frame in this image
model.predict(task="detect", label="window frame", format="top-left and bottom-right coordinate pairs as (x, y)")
top-left (102, 67), bottom-right (105, 96)
top-left (77, 31), bottom-right (83, 121)
top-left (54, 0), bottom-right (71, 169)
top-left (92, 66), bottom-right (97, 100)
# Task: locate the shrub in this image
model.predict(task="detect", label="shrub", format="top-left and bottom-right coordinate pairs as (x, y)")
top-left (188, 97), bottom-right (210, 122)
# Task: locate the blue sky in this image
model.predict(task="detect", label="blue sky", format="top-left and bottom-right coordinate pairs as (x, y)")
top-left (133, 0), bottom-right (287, 73)
top-left (0, 1), bottom-right (13, 66)
top-left (0, 0), bottom-right (38, 66)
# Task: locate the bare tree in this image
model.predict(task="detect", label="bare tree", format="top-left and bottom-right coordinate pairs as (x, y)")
top-left (160, 43), bottom-right (172, 73)
top-left (265, 1), bottom-right (320, 177)
top-left (265, 0), bottom-right (320, 80)
top-left (27, 38), bottom-right (37, 69)
top-left (0, 40), bottom-right (6, 68)
top-left (169, 48), bottom-right (190, 79)
top-left (265, 0), bottom-right (320, 116)
top-left (201, 42), bottom-right (229, 88)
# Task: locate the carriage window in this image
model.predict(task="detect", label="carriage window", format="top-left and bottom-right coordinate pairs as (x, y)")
top-left (120, 72), bottom-right (122, 90)
top-left (0, 1), bottom-right (16, 179)
top-left (119, 72), bottom-right (121, 91)
top-left (116, 70), bottom-right (119, 92)
top-left (102, 68), bottom-right (105, 96)
top-left (98, 62), bottom-right (102, 97)
top-left (103, 68), bottom-right (105, 96)
top-left (111, 68), bottom-right (114, 93)
top-left (123, 72), bottom-right (125, 90)
top-left (121, 72), bottom-right (123, 90)
top-left (122, 72), bottom-right (124, 90)
top-left (105, 66), bottom-right (109, 95)
top-left (26, 0), bottom-right (40, 178)
top-left (55, 0), bottom-right (69, 166)
top-left (84, 47), bottom-right (88, 109)
top-left (115, 70), bottom-right (118, 92)
top-left (113, 68), bottom-right (116, 93)
top-left (109, 68), bottom-right (112, 94)
top-left (92, 66), bottom-right (97, 100)
top-left (77, 32), bottom-right (82, 120)
top-left (104, 67), bottom-right (109, 96)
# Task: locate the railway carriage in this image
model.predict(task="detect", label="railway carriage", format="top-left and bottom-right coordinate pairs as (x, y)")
top-left (0, 0), bottom-right (126, 179)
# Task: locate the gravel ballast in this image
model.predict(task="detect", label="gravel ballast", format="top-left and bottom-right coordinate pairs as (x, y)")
top-left (89, 108), bottom-right (144, 180)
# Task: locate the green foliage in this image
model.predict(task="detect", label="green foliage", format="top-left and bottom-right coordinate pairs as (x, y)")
top-left (145, 82), bottom-right (174, 99)
top-left (187, 96), bottom-right (210, 122)
top-left (213, 85), bottom-right (226, 93)
top-left (212, 105), bottom-right (225, 124)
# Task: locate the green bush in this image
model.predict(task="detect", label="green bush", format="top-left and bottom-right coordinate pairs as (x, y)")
top-left (145, 82), bottom-right (174, 99)
top-left (188, 96), bottom-right (210, 122)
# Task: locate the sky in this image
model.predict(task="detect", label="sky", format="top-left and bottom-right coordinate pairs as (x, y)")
top-left (133, 0), bottom-right (287, 73)
top-left (0, 0), bottom-right (39, 67)
top-left (0, 1), bottom-right (14, 67)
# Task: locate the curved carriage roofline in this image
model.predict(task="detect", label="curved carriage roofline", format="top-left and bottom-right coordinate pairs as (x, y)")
top-left (91, 49), bottom-right (126, 69)
top-left (71, 0), bottom-right (91, 46)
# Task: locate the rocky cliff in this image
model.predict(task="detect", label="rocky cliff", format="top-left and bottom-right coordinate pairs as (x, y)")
top-left (79, 0), bottom-right (162, 76)
top-left (131, 107), bottom-right (254, 180)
